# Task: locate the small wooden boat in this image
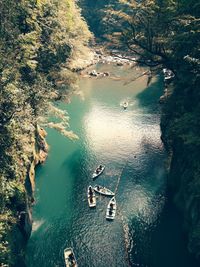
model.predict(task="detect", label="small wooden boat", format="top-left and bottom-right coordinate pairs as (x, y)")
top-left (163, 68), bottom-right (174, 81)
top-left (87, 186), bottom-right (96, 208)
top-left (64, 247), bottom-right (78, 267)
top-left (93, 185), bottom-right (115, 197)
top-left (92, 165), bottom-right (105, 180)
top-left (123, 102), bottom-right (128, 109)
top-left (106, 197), bottom-right (116, 220)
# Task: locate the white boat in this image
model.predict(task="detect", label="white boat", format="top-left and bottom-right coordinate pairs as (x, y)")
top-left (64, 247), bottom-right (78, 267)
top-left (92, 165), bottom-right (105, 180)
top-left (87, 186), bottom-right (96, 208)
top-left (163, 68), bottom-right (174, 81)
top-left (123, 102), bottom-right (128, 109)
top-left (106, 197), bottom-right (116, 220)
top-left (93, 185), bottom-right (115, 197)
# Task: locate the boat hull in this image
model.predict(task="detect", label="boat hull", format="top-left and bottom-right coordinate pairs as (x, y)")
top-left (64, 248), bottom-right (78, 267)
top-left (106, 197), bottom-right (116, 220)
top-left (88, 186), bottom-right (96, 208)
top-left (92, 165), bottom-right (105, 180)
top-left (93, 185), bottom-right (115, 197)
top-left (123, 102), bottom-right (128, 109)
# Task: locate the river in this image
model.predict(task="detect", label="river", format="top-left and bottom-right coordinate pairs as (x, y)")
top-left (26, 63), bottom-right (199, 267)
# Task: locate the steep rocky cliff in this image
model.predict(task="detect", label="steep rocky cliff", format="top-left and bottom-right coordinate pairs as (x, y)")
top-left (0, 120), bottom-right (49, 266)
top-left (161, 61), bottom-right (200, 258)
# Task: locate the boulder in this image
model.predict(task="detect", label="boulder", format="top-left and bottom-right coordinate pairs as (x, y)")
top-left (117, 62), bottom-right (123, 66)
top-left (89, 70), bottom-right (98, 76)
top-left (104, 72), bottom-right (110, 76)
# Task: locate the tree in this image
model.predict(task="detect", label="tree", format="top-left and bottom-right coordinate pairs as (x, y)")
top-left (0, 0), bottom-right (91, 265)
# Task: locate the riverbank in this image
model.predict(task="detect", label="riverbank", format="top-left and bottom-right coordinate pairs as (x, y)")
top-left (67, 44), bottom-right (138, 74)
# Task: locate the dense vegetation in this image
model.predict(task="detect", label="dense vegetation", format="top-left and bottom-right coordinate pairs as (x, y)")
top-left (79, 0), bottom-right (109, 37)
top-left (0, 0), bottom-right (91, 265)
top-left (80, 0), bottom-right (200, 260)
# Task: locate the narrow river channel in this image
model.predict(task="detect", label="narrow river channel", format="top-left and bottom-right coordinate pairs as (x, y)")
top-left (26, 63), bottom-right (199, 267)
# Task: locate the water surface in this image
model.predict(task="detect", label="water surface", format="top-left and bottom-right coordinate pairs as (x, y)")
top-left (26, 64), bottom-right (198, 267)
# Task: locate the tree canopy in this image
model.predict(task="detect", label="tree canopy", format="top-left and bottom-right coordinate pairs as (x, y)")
top-left (0, 0), bottom-right (91, 265)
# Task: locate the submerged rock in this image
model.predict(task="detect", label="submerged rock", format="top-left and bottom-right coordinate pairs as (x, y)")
top-left (104, 72), bottom-right (110, 76)
top-left (89, 70), bottom-right (98, 76)
top-left (117, 62), bottom-right (124, 66)
top-left (159, 95), bottom-right (166, 104)
top-left (88, 70), bottom-right (110, 78)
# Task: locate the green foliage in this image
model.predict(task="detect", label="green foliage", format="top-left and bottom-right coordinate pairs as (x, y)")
top-left (78, 0), bottom-right (118, 38)
top-left (0, 0), bottom-right (91, 265)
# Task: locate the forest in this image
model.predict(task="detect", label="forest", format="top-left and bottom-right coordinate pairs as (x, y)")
top-left (0, 0), bottom-right (200, 266)
top-left (0, 0), bottom-right (91, 265)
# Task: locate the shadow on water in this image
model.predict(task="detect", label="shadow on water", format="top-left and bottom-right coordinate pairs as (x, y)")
top-left (151, 195), bottom-right (200, 267)
top-left (61, 148), bottom-right (90, 186)
top-left (128, 75), bottom-right (200, 267)
top-left (27, 211), bottom-right (73, 267)
top-left (129, 196), bottom-right (200, 267)
top-left (136, 76), bottom-right (164, 112)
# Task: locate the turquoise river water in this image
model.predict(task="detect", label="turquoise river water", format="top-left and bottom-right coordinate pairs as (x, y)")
top-left (26, 64), bottom-right (199, 267)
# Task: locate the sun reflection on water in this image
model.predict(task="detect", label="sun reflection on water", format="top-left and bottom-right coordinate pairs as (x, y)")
top-left (84, 101), bottom-right (161, 160)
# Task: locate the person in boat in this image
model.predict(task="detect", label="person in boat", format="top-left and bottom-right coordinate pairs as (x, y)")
top-left (99, 165), bottom-right (103, 169)
top-left (97, 185), bottom-right (100, 190)
top-left (69, 252), bottom-right (75, 263)
top-left (89, 187), bottom-right (93, 195)
top-left (90, 196), bottom-right (93, 203)
top-left (109, 209), bottom-right (113, 216)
